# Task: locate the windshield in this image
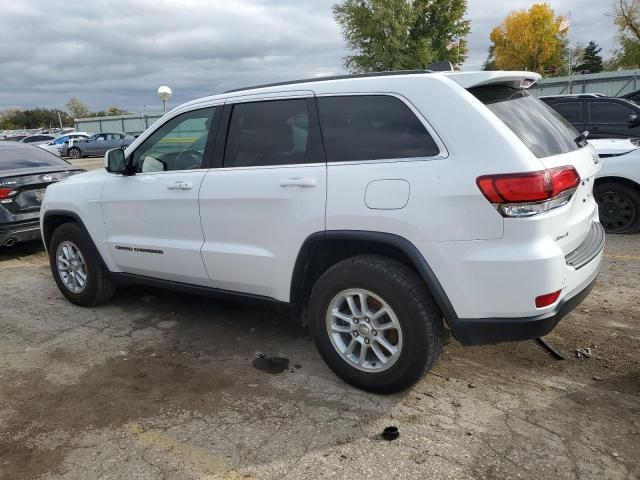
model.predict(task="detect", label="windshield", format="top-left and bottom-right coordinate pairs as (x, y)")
top-left (469, 85), bottom-right (581, 158)
top-left (0, 146), bottom-right (70, 170)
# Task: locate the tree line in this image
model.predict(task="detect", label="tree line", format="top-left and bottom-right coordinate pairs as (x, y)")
top-left (0, 97), bottom-right (127, 130)
top-left (333, 0), bottom-right (640, 77)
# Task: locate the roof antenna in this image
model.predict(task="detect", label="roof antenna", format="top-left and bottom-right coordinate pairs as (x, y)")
top-left (427, 61), bottom-right (454, 72)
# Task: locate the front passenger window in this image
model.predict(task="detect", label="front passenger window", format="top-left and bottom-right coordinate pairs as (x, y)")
top-left (131, 107), bottom-right (216, 173)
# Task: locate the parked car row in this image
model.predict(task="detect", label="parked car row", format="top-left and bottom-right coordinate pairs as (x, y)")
top-left (541, 93), bottom-right (640, 234)
top-left (541, 94), bottom-right (640, 139)
top-left (3, 129), bottom-right (134, 158)
top-left (62, 132), bottom-right (134, 158)
top-left (38, 132), bottom-right (92, 156)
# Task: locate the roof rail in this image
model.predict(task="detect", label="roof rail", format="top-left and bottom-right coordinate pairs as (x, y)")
top-left (224, 70), bottom-right (433, 93)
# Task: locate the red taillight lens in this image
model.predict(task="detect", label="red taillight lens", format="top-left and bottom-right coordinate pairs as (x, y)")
top-left (535, 290), bottom-right (562, 308)
top-left (549, 167), bottom-right (581, 198)
top-left (477, 166), bottom-right (580, 204)
top-left (0, 188), bottom-right (16, 199)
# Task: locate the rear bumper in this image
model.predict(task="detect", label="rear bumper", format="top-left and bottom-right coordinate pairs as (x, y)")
top-left (0, 220), bottom-right (41, 246)
top-left (426, 220), bottom-right (605, 345)
top-left (448, 275), bottom-right (598, 345)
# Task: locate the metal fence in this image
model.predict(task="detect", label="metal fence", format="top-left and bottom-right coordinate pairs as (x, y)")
top-left (531, 69), bottom-right (640, 97)
top-left (74, 113), bottom-right (164, 135)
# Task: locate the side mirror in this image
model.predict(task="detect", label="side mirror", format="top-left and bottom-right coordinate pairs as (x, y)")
top-left (105, 148), bottom-right (127, 174)
top-left (629, 114), bottom-right (638, 124)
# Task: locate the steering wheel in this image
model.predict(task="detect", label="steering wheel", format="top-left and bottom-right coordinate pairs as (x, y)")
top-left (174, 149), bottom-right (203, 170)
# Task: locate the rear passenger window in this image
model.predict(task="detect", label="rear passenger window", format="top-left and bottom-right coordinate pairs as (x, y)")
top-left (224, 99), bottom-right (322, 167)
top-left (552, 102), bottom-right (582, 122)
top-left (317, 95), bottom-right (440, 162)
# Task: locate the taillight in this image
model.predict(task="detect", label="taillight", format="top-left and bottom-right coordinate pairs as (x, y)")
top-left (477, 166), bottom-right (580, 217)
top-left (0, 188), bottom-right (17, 199)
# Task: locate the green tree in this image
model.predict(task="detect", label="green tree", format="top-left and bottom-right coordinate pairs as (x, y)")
top-left (487, 3), bottom-right (567, 75)
top-left (0, 108), bottom-right (73, 129)
top-left (612, 0), bottom-right (640, 68)
top-left (333, 0), bottom-right (469, 72)
top-left (107, 106), bottom-right (128, 116)
top-left (575, 41), bottom-right (604, 73)
top-left (482, 44), bottom-right (497, 70)
top-left (66, 97), bottom-right (90, 119)
top-left (412, 0), bottom-right (471, 66)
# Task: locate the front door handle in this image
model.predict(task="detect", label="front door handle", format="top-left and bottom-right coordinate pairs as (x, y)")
top-left (168, 181), bottom-right (193, 190)
top-left (280, 177), bottom-right (316, 188)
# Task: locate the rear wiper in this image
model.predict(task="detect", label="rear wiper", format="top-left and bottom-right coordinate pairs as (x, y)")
top-left (574, 130), bottom-right (589, 147)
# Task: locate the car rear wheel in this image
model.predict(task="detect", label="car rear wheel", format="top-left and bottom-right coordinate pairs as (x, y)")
top-left (68, 147), bottom-right (81, 159)
top-left (308, 255), bottom-right (444, 394)
top-left (49, 222), bottom-right (115, 306)
top-left (594, 182), bottom-right (640, 234)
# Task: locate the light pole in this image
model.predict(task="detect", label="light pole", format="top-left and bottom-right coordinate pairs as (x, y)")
top-left (157, 86), bottom-right (172, 113)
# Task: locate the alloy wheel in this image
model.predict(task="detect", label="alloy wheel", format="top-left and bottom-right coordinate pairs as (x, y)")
top-left (56, 240), bottom-right (88, 293)
top-left (325, 288), bottom-right (403, 372)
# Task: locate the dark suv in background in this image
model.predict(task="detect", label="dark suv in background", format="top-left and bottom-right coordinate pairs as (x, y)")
top-left (541, 94), bottom-right (640, 139)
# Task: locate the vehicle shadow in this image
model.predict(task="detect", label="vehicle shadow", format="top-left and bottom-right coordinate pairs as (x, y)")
top-left (0, 239), bottom-right (45, 262)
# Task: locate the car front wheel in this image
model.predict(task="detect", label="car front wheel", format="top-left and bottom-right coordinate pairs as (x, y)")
top-left (308, 255), bottom-right (444, 394)
top-left (49, 222), bottom-right (115, 306)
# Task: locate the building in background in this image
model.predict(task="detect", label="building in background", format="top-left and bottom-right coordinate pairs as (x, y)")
top-left (74, 113), bottom-right (164, 136)
top-left (531, 70), bottom-right (640, 99)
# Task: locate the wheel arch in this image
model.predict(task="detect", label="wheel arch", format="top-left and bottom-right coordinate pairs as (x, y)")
top-left (290, 231), bottom-right (457, 324)
top-left (42, 210), bottom-right (94, 252)
top-left (594, 176), bottom-right (640, 193)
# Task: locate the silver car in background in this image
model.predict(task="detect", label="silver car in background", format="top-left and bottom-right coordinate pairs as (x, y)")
top-left (38, 132), bottom-right (92, 156)
top-left (62, 132), bottom-right (134, 158)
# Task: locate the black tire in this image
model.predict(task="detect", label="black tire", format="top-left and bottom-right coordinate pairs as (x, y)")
top-left (308, 255), bottom-right (444, 394)
top-left (48, 222), bottom-right (116, 306)
top-left (68, 147), bottom-right (81, 159)
top-left (594, 182), bottom-right (640, 234)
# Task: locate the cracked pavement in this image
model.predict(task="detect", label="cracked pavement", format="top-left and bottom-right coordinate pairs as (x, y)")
top-left (0, 233), bottom-right (638, 480)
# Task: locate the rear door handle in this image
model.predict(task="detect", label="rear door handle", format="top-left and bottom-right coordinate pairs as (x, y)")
top-left (168, 181), bottom-right (193, 190)
top-left (280, 177), bottom-right (316, 188)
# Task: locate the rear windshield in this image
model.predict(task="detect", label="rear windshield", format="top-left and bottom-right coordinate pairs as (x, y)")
top-left (0, 146), bottom-right (70, 171)
top-left (469, 85), bottom-right (581, 158)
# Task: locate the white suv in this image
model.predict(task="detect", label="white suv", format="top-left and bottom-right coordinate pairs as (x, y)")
top-left (40, 71), bottom-right (604, 393)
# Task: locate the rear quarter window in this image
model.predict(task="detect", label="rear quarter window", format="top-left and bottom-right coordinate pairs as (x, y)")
top-left (317, 95), bottom-right (440, 162)
top-left (550, 102), bottom-right (583, 123)
top-left (470, 85), bottom-right (580, 158)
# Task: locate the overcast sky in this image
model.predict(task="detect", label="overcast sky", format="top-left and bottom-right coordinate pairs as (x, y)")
top-left (0, 0), bottom-right (618, 114)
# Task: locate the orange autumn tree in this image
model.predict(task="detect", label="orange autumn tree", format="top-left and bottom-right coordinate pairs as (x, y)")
top-left (486, 3), bottom-right (567, 74)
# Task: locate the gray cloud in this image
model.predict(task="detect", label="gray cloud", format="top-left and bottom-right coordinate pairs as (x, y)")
top-left (0, 0), bottom-right (619, 113)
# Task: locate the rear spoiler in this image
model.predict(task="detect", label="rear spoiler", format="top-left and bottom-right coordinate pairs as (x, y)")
top-left (441, 71), bottom-right (542, 90)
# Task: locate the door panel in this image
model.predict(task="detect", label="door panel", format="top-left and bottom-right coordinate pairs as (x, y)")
top-left (199, 95), bottom-right (325, 301)
top-left (199, 165), bottom-right (325, 300)
top-left (101, 106), bottom-right (218, 285)
top-left (102, 172), bottom-right (210, 285)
